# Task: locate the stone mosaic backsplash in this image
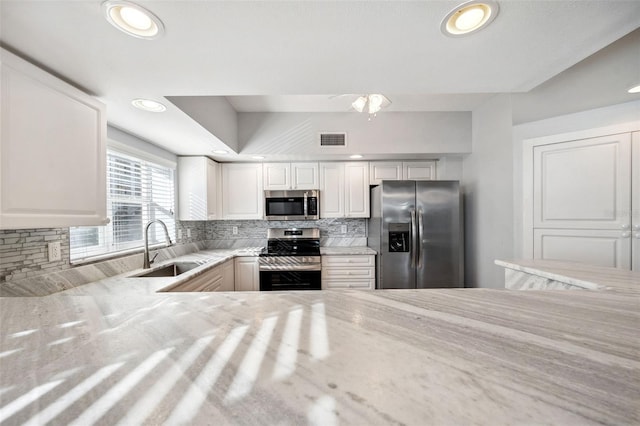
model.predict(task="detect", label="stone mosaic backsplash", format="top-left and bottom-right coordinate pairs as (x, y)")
top-left (0, 228), bottom-right (71, 282)
top-left (0, 218), bottom-right (367, 282)
top-left (205, 218), bottom-right (365, 240)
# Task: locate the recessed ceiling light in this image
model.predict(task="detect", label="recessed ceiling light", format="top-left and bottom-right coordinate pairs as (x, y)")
top-left (102, 0), bottom-right (164, 40)
top-left (441, 1), bottom-right (499, 37)
top-left (252, 156), bottom-right (265, 160)
top-left (350, 154), bottom-right (364, 159)
top-left (131, 98), bottom-right (166, 112)
top-left (212, 150), bottom-right (229, 155)
top-left (628, 84), bottom-right (640, 94)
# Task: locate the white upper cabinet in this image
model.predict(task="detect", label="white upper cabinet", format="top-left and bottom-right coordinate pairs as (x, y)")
top-left (345, 162), bottom-right (370, 218)
top-left (0, 49), bottom-right (107, 229)
top-left (222, 163), bottom-right (263, 219)
top-left (263, 163), bottom-right (289, 190)
top-left (319, 162), bottom-right (369, 218)
top-left (369, 161), bottom-right (437, 185)
top-left (369, 162), bottom-right (402, 185)
top-left (319, 163), bottom-right (345, 218)
top-left (291, 162), bottom-right (319, 189)
top-left (263, 162), bottom-right (318, 190)
top-left (178, 157), bottom-right (221, 221)
top-left (403, 161), bottom-right (437, 181)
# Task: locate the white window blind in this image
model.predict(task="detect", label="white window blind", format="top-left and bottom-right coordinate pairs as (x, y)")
top-left (70, 149), bottom-right (176, 261)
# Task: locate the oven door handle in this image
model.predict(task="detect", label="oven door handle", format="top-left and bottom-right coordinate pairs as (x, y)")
top-left (259, 264), bottom-right (322, 272)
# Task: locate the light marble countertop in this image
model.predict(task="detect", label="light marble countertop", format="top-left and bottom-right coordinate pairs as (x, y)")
top-left (496, 259), bottom-right (640, 292)
top-left (320, 246), bottom-right (376, 255)
top-left (1, 273), bottom-right (639, 424)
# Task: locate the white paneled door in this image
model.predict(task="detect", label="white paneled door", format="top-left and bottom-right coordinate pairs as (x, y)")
top-left (533, 133), bottom-right (631, 230)
top-left (533, 229), bottom-right (630, 269)
top-left (530, 131), bottom-right (636, 270)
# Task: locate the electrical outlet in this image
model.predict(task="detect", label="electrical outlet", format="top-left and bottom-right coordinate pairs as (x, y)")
top-left (187, 228), bottom-right (191, 238)
top-left (232, 226), bottom-right (238, 235)
top-left (178, 229), bottom-right (183, 239)
top-left (341, 225), bottom-right (347, 234)
top-left (48, 241), bottom-right (61, 262)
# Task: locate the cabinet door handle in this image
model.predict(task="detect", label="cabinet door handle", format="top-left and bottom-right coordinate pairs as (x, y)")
top-left (621, 232), bottom-right (631, 238)
top-left (635, 233), bottom-right (640, 239)
top-left (621, 224), bottom-right (630, 230)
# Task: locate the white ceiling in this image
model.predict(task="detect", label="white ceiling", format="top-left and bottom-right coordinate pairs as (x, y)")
top-left (1, 0), bottom-right (639, 158)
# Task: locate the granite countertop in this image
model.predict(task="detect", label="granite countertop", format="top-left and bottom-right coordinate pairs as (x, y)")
top-left (320, 246), bottom-right (376, 255)
top-left (496, 259), bottom-right (640, 292)
top-left (1, 274), bottom-right (639, 424)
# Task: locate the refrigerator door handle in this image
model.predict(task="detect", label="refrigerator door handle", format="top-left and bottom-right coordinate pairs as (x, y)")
top-left (417, 208), bottom-right (424, 269)
top-left (410, 208), bottom-right (417, 268)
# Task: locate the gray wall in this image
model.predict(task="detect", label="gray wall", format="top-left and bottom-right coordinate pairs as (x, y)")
top-left (166, 96), bottom-right (239, 151)
top-left (463, 95), bottom-right (514, 288)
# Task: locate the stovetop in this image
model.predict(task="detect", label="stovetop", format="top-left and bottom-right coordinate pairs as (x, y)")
top-left (261, 227), bottom-right (321, 257)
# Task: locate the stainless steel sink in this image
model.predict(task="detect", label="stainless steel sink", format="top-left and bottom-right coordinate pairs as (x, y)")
top-left (133, 262), bottom-right (201, 277)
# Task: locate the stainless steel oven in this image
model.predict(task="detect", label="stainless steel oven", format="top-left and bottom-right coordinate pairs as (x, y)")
top-left (264, 190), bottom-right (319, 220)
top-left (259, 228), bottom-right (321, 291)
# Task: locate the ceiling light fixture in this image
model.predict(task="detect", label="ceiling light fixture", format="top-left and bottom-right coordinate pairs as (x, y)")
top-left (441, 1), bottom-right (499, 37)
top-left (628, 84), bottom-right (640, 94)
top-left (102, 0), bottom-right (164, 40)
top-left (212, 150), bottom-right (229, 155)
top-left (350, 155), bottom-right (364, 159)
top-left (352, 94), bottom-right (391, 120)
top-left (131, 98), bottom-right (166, 112)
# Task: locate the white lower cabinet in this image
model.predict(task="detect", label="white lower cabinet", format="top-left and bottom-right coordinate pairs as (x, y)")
top-left (234, 256), bottom-right (260, 291)
top-left (222, 259), bottom-right (235, 291)
top-left (322, 255), bottom-right (375, 289)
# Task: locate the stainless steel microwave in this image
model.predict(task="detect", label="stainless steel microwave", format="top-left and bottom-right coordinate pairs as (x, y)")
top-left (264, 190), bottom-right (319, 220)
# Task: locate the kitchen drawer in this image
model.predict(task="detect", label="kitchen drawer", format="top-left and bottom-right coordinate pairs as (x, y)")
top-left (322, 267), bottom-right (374, 280)
top-left (321, 255), bottom-right (374, 268)
top-left (322, 279), bottom-right (374, 290)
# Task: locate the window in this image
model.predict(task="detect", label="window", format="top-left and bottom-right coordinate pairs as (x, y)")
top-left (70, 149), bottom-right (176, 261)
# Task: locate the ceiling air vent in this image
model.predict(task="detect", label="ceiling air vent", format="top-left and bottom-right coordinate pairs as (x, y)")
top-left (319, 132), bottom-right (347, 148)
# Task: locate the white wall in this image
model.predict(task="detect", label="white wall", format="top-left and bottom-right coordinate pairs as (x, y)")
top-left (463, 94), bottom-right (514, 288)
top-left (238, 112), bottom-right (471, 160)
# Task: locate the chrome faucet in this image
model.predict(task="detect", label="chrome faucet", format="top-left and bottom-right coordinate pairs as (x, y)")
top-left (143, 219), bottom-right (173, 269)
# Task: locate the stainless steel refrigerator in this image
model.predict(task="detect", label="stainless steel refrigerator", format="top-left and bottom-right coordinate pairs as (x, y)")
top-left (368, 181), bottom-right (464, 289)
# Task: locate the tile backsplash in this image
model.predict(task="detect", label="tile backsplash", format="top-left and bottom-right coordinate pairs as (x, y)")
top-left (205, 218), bottom-right (365, 239)
top-left (0, 228), bottom-right (70, 282)
top-left (0, 218), bottom-right (367, 282)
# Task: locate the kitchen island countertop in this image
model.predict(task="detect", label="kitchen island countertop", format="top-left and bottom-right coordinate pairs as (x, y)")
top-left (1, 271), bottom-right (638, 424)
